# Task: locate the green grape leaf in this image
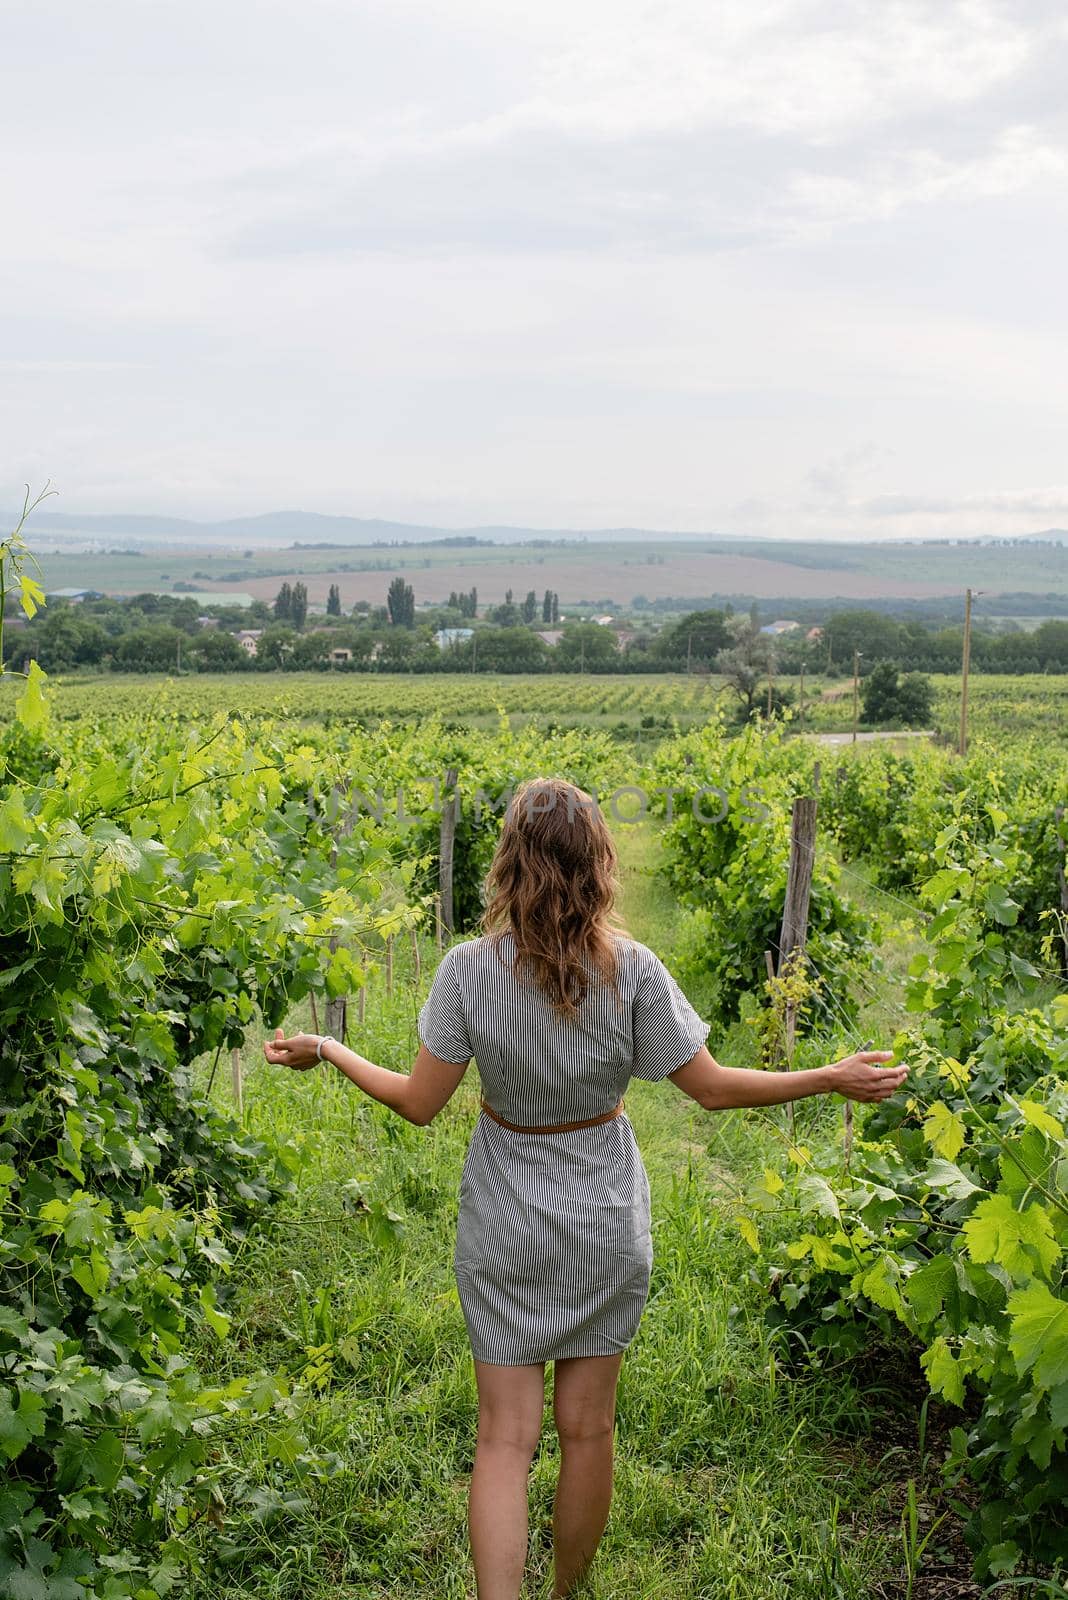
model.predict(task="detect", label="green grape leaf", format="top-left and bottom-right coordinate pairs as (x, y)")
top-left (1011, 1413), bottom-right (1057, 1469)
top-left (796, 1173), bottom-right (841, 1220)
top-left (921, 1335), bottom-right (965, 1406)
top-left (82, 1430), bottom-right (125, 1491)
top-left (1006, 1282), bottom-right (1068, 1391)
top-left (963, 1193), bottom-right (1060, 1281)
top-left (69, 1251), bottom-right (109, 1300)
top-left (922, 1101), bottom-right (967, 1161)
top-left (985, 1542), bottom-right (1022, 1577)
top-left (736, 1216), bottom-right (760, 1254)
top-left (999, 1126), bottom-right (1058, 1204)
top-left (923, 866), bottom-right (966, 904)
top-left (854, 1254), bottom-right (903, 1313)
top-left (0, 791), bottom-right (33, 854)
top-left (1049, 1382), bottom-right (1068, 1431)
top-left (983, 884), bottom-right (1019, 926)
top-left (12, 853), bottom-right (67, 917)
top-left (14, 660), bottom-right (49, 733)
top-left (0, 1386), bottom-right (48, 1461)
top-left (1016, 1099), bottom-right (1064, 1139)
top-left (921, 1158), bottom-right (980, 1199)
top-left (904, 1253), bottom-right (958, 1328)
top-left (933, 940), bottom-right (968, 975)
top-left (199, 1282), bottom-right (232, 1341)
top-left (17, 573), bottom-right (45, 619)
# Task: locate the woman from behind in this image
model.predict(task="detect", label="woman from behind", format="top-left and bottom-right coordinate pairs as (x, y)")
top-left (266, 775), bottom-right (907, 1600)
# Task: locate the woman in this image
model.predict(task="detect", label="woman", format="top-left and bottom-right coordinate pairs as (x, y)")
top-left (265, 776), bottom-right (907, 1600)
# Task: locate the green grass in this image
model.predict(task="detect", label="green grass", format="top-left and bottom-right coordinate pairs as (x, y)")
top-left (180, 821), bottom-right (932, 1599)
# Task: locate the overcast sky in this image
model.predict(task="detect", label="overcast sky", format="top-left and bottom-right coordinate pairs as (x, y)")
top-left (3, 0), bottom-right (1068, 539)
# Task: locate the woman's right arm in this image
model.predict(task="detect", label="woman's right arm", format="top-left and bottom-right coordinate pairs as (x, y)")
top-left (667, 1044), bottom-right (908, 1110)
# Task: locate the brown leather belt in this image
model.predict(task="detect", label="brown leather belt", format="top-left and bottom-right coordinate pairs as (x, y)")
top-left (479, 1097), bottom-right (625, 1134)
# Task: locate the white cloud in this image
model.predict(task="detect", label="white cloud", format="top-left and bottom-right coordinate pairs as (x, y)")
top-left (191, 1), bottom-right (1064, 258)
top-left (2, 0), bottom-right (1068, 533)
top-left (786, 124), bottom-right (1068, 229)
top-left (532, 0), bottom-right (1037, 140)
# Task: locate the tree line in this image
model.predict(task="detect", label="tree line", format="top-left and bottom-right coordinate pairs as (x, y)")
top-left (5, 589), bottom-right (1067, 681)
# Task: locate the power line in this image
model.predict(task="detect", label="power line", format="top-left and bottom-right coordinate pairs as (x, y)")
top-left (786, 828), bottom-right (932, 925)
top-left (799, 946), bottom-right (913, 1041)
top-left (785, 826), bottom-right (1068, 991)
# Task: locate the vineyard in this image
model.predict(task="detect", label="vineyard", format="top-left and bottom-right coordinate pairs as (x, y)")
top-left (2, 668), bottom-right (1068, 743)
top-left (1, 623), bottom-right (1066, 1591)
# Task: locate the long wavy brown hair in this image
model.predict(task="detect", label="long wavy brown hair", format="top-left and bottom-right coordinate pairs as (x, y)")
top-left (480, 777), bottom-right (627, 1017)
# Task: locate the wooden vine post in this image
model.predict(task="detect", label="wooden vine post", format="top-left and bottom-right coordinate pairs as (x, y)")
top-left (439, 766), bottom-right (459, 939)
top-left (325, 781), bottom-right (354, 1044)
top-left (776, 795), bottom-right (818, 1132)
top-left (779, 797), bottom-right (817, 980)
top-left (230, 1047), bottom-right (243, 1118)
top-left (1056, 804), bottom-right (1068, 977)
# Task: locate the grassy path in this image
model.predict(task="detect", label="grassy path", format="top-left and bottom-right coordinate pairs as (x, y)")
top-left (192, 822), bottom-right (908, 1598)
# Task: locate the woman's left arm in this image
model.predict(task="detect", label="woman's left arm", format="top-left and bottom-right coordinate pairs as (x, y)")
top-left (263, 1029), bottom-right (470, 1125)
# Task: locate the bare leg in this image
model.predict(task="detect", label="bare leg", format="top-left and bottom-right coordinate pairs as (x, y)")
top-left (551, 1354), bottom-right (623, 1598)
top-left (468, 1359), bottom-right (546, 1600)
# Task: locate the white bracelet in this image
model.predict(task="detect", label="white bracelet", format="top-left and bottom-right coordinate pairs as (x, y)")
top-left (316, 1035), bottom-right (337, 1061)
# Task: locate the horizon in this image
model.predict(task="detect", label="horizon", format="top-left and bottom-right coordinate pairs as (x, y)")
top-left (13, 503), bottom-right (1068, 552)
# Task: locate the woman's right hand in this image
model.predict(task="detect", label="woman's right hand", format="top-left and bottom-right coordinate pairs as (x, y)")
top-left (828, 1050), bottom-right (908, 1102)
top-left (263, 1027), bottom-right (322, 1071)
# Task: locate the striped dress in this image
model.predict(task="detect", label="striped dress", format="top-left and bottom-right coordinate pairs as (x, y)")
top-left (418, 932), bottom-right (711, 1365)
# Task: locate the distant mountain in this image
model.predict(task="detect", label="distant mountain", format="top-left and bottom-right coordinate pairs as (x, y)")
top-left (11, 508), bottom-right (1068, 549)
top-left (14, 508), bottom-right (738, 547)
top-left (20, 511), bottom-right (213, 536)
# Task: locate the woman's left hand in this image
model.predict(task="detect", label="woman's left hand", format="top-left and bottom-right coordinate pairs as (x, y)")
top-left (263, 1027), bottom-right (322, 1071)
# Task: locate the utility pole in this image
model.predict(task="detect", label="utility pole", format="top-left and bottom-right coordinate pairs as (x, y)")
top-left (959, 586), bottom-right (977, 756)
top-left (851, 649), bottom-right (862, 743)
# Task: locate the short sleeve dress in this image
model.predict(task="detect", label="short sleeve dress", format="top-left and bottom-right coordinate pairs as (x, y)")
top-left (418, 932), bottom-right (710, 1365)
